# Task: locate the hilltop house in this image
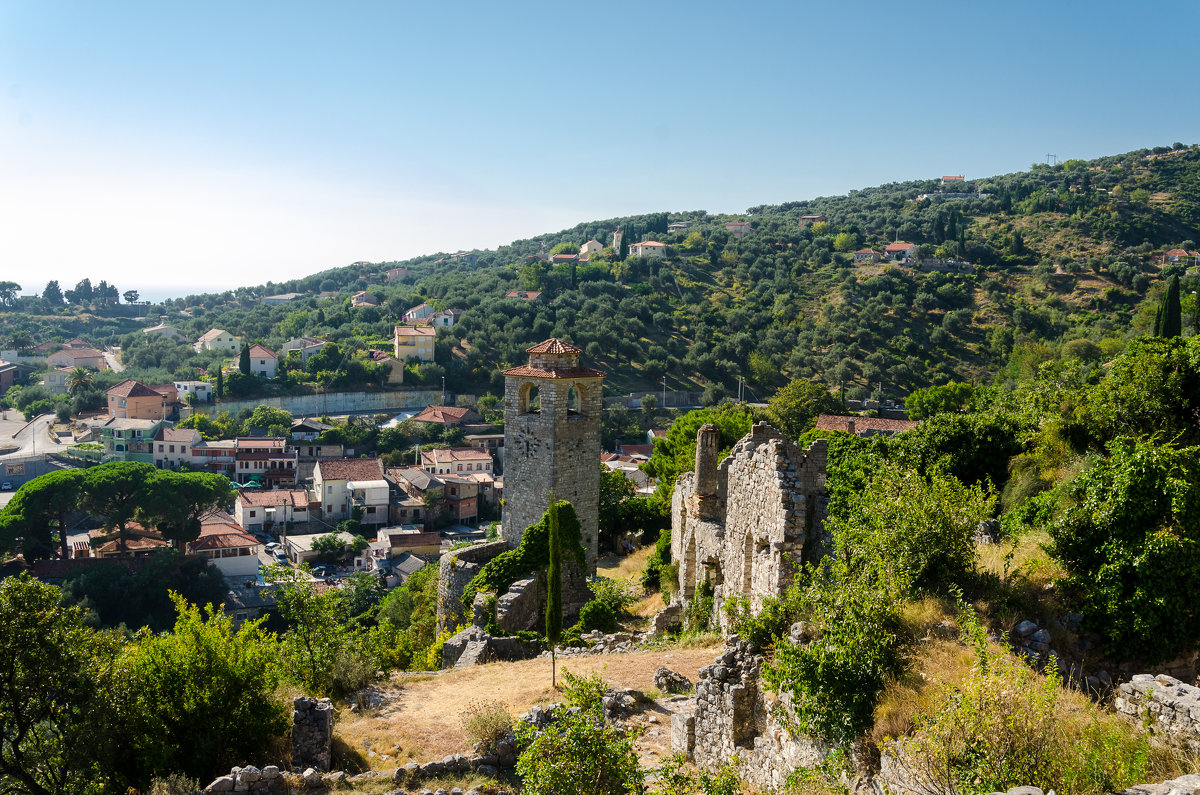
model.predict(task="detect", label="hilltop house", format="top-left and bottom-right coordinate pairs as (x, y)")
top-left (579, 239), bottom-right (603, 258)
top-left (107, 380), bottom-right (170, 420)
top-left (629, 241), bottom-right (666, 257)
top-left (799, 215), bottom-right (827, 225)
top-left (667, 222), bottom-right (692, 233)
top-left (194, 329), bottom-right (240, 353)
top-left (280, 336), bottom-right (328, 363)
top-left (725, 221), bottom-right (750, 239)
top-left (48, 347), bottom-right (108, 370)
top-left (853, 248), bottom-right (882, 263)
top-left (430, 308), bottom-right (463, 327)
top-left (941, 175), bottom-right (965, 184)
top-left (394, 325), bottom-right (436, 362)
top-left (504, 290), bottom-right (544, 302)
top-left (386, 267), bottom-right (416, 281)
top-left (404, 303), bottom-right (436, 323)
top-left (885, 241), bottom-right (916, 260)
top-left (142, 322), bottom-right (182, 341)
top-left (258, 293), bottom-right (304, 306)
top-left (247, 344), bottom-right (278, 378)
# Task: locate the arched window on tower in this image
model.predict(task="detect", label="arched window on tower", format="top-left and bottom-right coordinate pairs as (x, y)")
top-left (567, 384), bottom-right (582, 416)
top-left (519, 381), bottom-right (541, 414)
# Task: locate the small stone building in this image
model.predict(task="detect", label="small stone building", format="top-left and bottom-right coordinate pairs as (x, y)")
top-left (672, 422), bottom-right (828, 628)
top-left (501, 338), bottom-right (604, 572)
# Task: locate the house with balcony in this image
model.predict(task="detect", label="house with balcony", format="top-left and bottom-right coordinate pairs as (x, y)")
top-left (41, 367), bottom-right (73, 396)
top-left (394, 325), bottom-right (436, 362)
top-left (48, 347), bottom-right (108, 370)
top-left (153, 427), bottom-right (201, 470)
top-left (235, 489), bottom-right (311, 532)
top-left (234, 437), bottom-right (297, 488)
top-left (174, 380), bottom-right (213, 404)
top-left (313, 458), bottom-right (388, 526)
top-left (91, 418), bottom-right (167, 463)
top-left (191, 439), bottom-right (236, 476)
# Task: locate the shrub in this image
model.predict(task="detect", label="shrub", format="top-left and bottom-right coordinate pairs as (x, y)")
top-left (654, 753), bottom-right (743, 795)
top-left (588, 577), bottom-right (639, 617)
top-left (683, 579), bottom-right (716, 633)
top-left (577, 600), bottom-right (618, 633)
top-left (560, 668), bottom-right (609, 713)
top-left (461, 701), bottom-right (512, 753)
top-left (147, 775), bottom-right (202, 795)
top-left (515, 707), bottom-right (644, 795)
top-left (642, 528), bottom-right (672, 591)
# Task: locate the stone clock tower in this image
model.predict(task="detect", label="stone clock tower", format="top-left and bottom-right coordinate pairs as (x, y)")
top-left (501, 338), bottom-right (605, 572)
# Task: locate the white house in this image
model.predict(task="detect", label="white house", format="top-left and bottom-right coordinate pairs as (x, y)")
top-left (403, 303), bottom-right (436, 323)
top-left (42, 367), bottom-right (73, 396)
top-left (280, 336), bottom-right (328, 364)
top-left (247, 344), bottom-right (278, 378)
top-left (430, 309), bottom-right (463, 327)
top-left (313, 458), bottom-right (386, 524)
top-left (235, 489), bottom-right (311, 532)
top-left (142, 322), bottom-right (182, 341)
top-left (189, 518), bottom-right (262, 579)
top-left (579, 239), bottom-right (603, 258)
top-left (283, 531), bottom-right (358, 566)
top-left (174, 380), bottom-right (213, 404)
top-left (629, 241), bottom-right (666, 257)
top-left (194, 329), bottom-right (240, 353)
top-left (153, 427), bottom-right (201, 470)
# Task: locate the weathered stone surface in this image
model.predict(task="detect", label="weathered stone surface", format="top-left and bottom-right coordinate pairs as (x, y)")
top-left (436, 540), bottom-right (510, 634)
top-left (654, 666), bottom-right (693, 694)
top-left (673, 423), bottom-right (828, 633)
top-left (205, 776), bottom-right (235, 793)
top-left (1117, 674), bottom-right (1200, 747)
top-left (292, 697), bottom-right (333, 772)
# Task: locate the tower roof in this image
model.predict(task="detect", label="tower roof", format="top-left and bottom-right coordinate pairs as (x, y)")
top-left (525, 338), bottom-right (581, 355)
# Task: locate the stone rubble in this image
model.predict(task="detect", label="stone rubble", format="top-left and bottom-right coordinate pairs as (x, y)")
top-left (291, 697), bottom-right (333, 773)
top-left (1116, 674), bottom-right (1200, 747)
top-left (653, 666), bottom-right (694, 694)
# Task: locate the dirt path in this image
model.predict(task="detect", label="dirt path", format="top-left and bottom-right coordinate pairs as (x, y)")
top-left (336, 644), bottom-right (720, 769)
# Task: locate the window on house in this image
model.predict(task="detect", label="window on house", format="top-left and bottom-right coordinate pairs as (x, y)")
top-left (367, 507), bottom-right (375, 514)
top-left (158, 444), bottom-right (164, 452)
top-left (250, 510), bottom-right (256, 518)
top-left (169, 445), bottom-right (175, 453)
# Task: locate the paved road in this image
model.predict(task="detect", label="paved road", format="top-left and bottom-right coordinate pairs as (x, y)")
top-left (104, 347), bottom-right (125, 372)
top-left (1, 414), bottom-right (68, 458)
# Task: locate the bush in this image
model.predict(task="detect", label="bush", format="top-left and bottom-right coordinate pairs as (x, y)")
top-left (654, 754), bottom-right (743, 795)
top-left (515, 707), bottom-right (644, 795)
top-left (560, 668), bottom-right (609, 713)
top-left (642, 528), bottom-right (672, 591)
top-left (683, 579), bottom-right (716, 633)
top-left (588, 577), bottom-right (638, 617)
top-left (461, 701), bottom-right (512, 753)
top-left (147, 775), bottom-right (202, 795)
top-left (577, 600), bottom-right (618, 633)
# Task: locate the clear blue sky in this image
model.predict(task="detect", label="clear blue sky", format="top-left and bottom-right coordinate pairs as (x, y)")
top-left (2, 1), bottom-right (1198, 298)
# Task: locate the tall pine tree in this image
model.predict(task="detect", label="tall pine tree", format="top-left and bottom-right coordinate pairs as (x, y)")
top-left (1162, 275), bottom-right (1182, 338)
top-left (545, 497), bottom-right (562, 689)
top-left (239, 343), bottom-right (251, 375)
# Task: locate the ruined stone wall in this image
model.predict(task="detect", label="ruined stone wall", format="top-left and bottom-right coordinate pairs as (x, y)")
top-left (292, 697), bottom-right (333, 772)
top-left (436, 540), bottom-right (510, 634)
top-left (501, 376), bottom-right (603, 572)
top-left (1116, 674), bottom-right (1200, 747)
top-left (673, 423), bottom-right (827, 629)
top-left (496, 576), bottom-right (541, 633)
top-left (675, 639), bottom-right (828, 791)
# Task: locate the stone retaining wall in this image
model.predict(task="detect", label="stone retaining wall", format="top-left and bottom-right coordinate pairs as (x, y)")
top-left (1116, 674), bottom-right (1200, 747)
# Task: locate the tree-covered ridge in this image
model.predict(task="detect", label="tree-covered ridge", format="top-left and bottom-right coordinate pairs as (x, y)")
top-left (4, 144), bottom-right (1200, 404)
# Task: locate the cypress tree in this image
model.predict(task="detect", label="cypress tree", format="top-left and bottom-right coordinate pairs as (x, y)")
top-left (545, 497), bottom-right (562, 689)
top-left (239, 343), bottom-right (251, 375)
top-left (1153, 303), bottom-right (1164, 337)
top-left (1162, 275), bottom-right (1182, 338)
top-left (215, 368), bottom-right (224, 398)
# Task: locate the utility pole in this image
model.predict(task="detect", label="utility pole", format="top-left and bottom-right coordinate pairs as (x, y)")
top-left (662, 376), bottom-right (667, 408)
top-left (1046, 153), bottom-right (1057, 166)
top-left (441, 377), bottom-right (446, 407)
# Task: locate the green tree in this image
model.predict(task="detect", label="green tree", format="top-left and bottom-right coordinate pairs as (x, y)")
top-left (0, 281), bottom-right (19, 307)
top-left (1050, 440), bottom-right (1200, 663)
top-left (0, 573), bottom-right (116, 794)
top-left (138, 471), bottom-right (232, 549)
top-left (0, 469), bottom-right (85, 560)
top-left (1082, 337), bottom-right (1200, 446)
top-left (42, 280), bottom-right (64, 305)
top-left (215, 367), bottom-right (224, 398)
top-left (114, 595), bottom-right (288, 784)
top-left (82, 462), bottom-right (155, 555)
top-left (546, 498), bottom-right (562, 688)
top-left (242, 404), bottom-right (293, 436)
top-left (598, 467), bottom-right (636, 550)
top-left (905, 381), bottom-right (975, 420)
top-left (765, 378), bottom-right (839, 439)
top-left (642, 404), bottom-right (753, 504)
top-left (1159, 274), bottom-right (1182, 338)
top-left (122, 289), bottom-right (139, 305)
top-left (67, 366), bottom-right (93, 397)
top-left (238, 343), bottom-right (251, 375)
top-left (833, 231), bottom-right (859, 252)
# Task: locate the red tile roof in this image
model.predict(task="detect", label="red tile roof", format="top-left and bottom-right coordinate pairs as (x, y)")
top-left (196, 328), bottom-right (231, 343)
top-left (238, 489), bottom-right (309, 507)
top-left (617, 444), bottom-right (654, 458)
top-left (422, 447), bottom-right (493, 465)
top-left (505, 290), bottom-right (542, 300)
top-left (395, 326), bottom-right (436, 337)
top-left (413, 405), bottom-right (472, 424)
top-left (526, 338), bottom-right (581, 355)
top-left (501, 365), bottom-right (605, 379)
top-left (248, 344), bottom-right (276, 358)
top-left (884, 241), bottom-right (915, 252)
top-left (316, 458), bottom-right (383, 481)
top-left (107, 379), bottom-right (164, 398)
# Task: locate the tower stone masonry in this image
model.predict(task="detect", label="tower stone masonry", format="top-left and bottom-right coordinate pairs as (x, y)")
top-left (501, 338), bottom-right (605, 572)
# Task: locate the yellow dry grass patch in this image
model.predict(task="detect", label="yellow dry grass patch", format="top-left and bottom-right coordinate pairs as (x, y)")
top-left (336, 644), bottom-right (721, 770)
top-left (597, 544), bottom-right (654, 582)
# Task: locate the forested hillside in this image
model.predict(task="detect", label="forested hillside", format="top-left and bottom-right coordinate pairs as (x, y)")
top-left (5, 143), bottom-right (1200, 402)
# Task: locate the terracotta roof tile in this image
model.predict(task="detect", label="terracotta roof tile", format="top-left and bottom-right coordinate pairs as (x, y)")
top-left (525, 338), bottom-right (582, 354)
top-left (500, 365), bottom-right (605, 379)
top-left (248, 344), bottom-right (276, 358)
top-left (106, 379), bottom-right (165, 398)
top-left (317, 458), bottom-right (383, 481)
top-left (413, 405), bottom-right (472, 424)
top-left (815, 414), bottom-right (919, 434)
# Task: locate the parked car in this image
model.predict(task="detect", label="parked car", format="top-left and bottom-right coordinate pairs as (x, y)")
top-left (274, 552), bottom-right (288, 564)
top-left (0, 482), bottom-right (12, 491)
top-left (265, 542), bottom-right (281, 552)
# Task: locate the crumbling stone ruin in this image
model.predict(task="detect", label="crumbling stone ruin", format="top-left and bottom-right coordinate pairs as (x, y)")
top-left (1116, 674), bottom-right (1200, 747)
top-left (291, 696), bottom-right (334, 772)
top-left (436, 540), bottom-right (510, 634)
top-left (671, 422), bottom-right (828, 630)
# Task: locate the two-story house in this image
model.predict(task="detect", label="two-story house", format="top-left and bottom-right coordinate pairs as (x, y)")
top-left (280, 336), bottom-right (328, 364)
top-left (48, 347), bottom-right (108, 370)
top-left (629, 241), bottom-right (666, 257)
top-left (107, 379), bottom-right (170, 420)
top-left (234, 437), bottom-right (297, 488)
top-left (174, 380), bottom-right (213, 404)
top-left (247, 344), bottom-right (278, 378)
top-left (420, 447), bottom-right (493, 475)
top-left (190, 439), bottom-right (236, 476)
top-left (41, 367), bottom-right (73, 396)
top-left (440, 476), bottom-right (479, 524)
top-left (403, 303), bottom-right (435, 323)
top-left (93, 417), bottom-right (167, 462)
top-left (235, 489), bottom-right (311, 532)
top-left (188, 515), bottom-right (261, 579)
top-left (153, 427), bottom-right (201, 470)
top-left (313, 458), bottom-right (388, 526)
top-left (394, 325), bottom-right (436, 362)
top-left (193, 328), bottom-right (241, 353)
